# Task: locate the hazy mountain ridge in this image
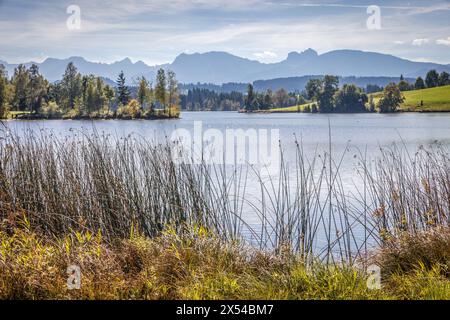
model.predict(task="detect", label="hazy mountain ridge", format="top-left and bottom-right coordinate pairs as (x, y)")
top-left (1, 49), bottom-right (449, 84)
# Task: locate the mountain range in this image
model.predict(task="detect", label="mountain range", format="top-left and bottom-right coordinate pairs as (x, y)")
top-left (1, 49), bottom-right (449, 85)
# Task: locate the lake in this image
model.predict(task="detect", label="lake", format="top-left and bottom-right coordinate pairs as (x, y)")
top-left (6, 111), bottom-right (450, 170)
top-left (4, 112), bottom-right (450, 254)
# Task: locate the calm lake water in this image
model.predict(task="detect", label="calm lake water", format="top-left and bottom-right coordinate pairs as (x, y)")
top-left (6, 111), bottom-right (450, 166)
top-left (4, 112), bottom-right (450, 252)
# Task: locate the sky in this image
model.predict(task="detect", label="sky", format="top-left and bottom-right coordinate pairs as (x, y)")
top-left (0, 0), bottom-right (449, 65)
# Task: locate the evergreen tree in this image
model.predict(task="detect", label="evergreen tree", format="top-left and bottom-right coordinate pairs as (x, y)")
top-left (245, 84), bottom-right (256, 111)
top-left (116, 71), bottom-right (130, 106)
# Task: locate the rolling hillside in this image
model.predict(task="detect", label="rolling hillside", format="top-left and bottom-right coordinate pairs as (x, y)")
top-left (371, 85), bottom-right (450, 112)
top-left (269, 85), bottom-right (450, 113)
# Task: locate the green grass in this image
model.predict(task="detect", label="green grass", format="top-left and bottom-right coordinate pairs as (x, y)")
top-left (269, 102), bottom-right (313, 113)
top-left (269, 85), bottom-right (450, 113)
top-left (371, 85), bottom-right (450, 112)
top-left (7, 111), bottom-right (31, 118)
top-left (1, 222), bottom-right (449, 300)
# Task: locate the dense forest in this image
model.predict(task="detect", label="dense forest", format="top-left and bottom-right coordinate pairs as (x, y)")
top-left (180, 87), bottom-right (300, 111)
top-left (0, 63), bottom-right (180, 119)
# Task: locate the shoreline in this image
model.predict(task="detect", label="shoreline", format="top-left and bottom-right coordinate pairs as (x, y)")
top-left (239, 109), bottom-right (450, 114)
top-left (5, 113), bottom-right (180, 121)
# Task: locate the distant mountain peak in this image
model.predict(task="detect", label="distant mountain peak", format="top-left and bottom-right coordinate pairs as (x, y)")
top-left (1, 49), bottom-right (449, 84)
top-left (117, 57), bottom-right (132, 64)
top-left (287, 48), bottom-right (318, 61)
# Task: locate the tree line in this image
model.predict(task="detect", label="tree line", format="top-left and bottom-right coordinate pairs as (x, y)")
top-left (0, 63), bottom-right (180, 119)
top-left (243, 68), bottom-right (449, 113)
top-left (366, 70), bottom-right (450, 93)
top-left (180, 87), bottom-right (301, 111)
top-left (244, 75), bottom-right (370, 113)
top-left (403, 70), bottom-right (450, 91)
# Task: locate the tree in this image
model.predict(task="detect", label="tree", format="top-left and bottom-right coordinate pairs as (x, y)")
top-left (11, 64), bottom-right (30, 111)
top-left (116, 71), bottom-right (130, 106)
top-left (81, 75), bottom-right (89, 112)
top-left (138, 76), bottom-right (150, 109)
top-left (0, 64), bottom-right (7, 118)
top-left (95, 77), bottom-right (105, 110)
top-left (438, 71), bottom-right (450, 86)
top-left (366, 84), bottom-right (383, 94)
top-left (425, 70), bottom-right (439, 88)
top-left (167, 70), bottom-right (179, 117)
top-left (262, 89), bottom-right (273, 110)
top-left (415, 77), bottom-right (425, 90)
top-left (368, 95), bottom-right (375, 113)
top-left (273, 88), bottom-right (289, 109)
top-left (103, 85), bottom-right (115, 111)
top-left (318, 75), bottom-right (339, 113)
top-left (398, 80), bottom-right (412, 91)
top-left (305, 78), bottom-right (322, 100)
top-left (244, 84), bottom-right (257, 111)
top-left (86, 79), bottom-right (96, 113)
top-left (28, 64), bottom-right (47, 113)
top-left (334, 84), bottom-right (368, 112)
top-left (377, 83), bottom-right (404, 113)
top-left (155, 68), bottom-right (166, 110)
top-left (61, 62), bottom-right (81, 110)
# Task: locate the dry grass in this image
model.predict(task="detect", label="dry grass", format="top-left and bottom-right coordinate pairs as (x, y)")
top-left (0, 220), bottom-right (448, 300)
top-left (375, 226), bottom-right (450, 277)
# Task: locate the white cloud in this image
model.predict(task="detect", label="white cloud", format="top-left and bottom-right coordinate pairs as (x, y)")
top-left (436, 37), bottom-right (450, 46)
top-left (394, 40), bottom-right (405, 45)
top-left (253, 51), bottom-right (278, 59)
top-left (412, 38), bottom-right (429, 46)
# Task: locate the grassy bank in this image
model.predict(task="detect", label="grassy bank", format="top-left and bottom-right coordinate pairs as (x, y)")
top-left (1, 222), bottom-right (449, 299)
top-left (371, 85), bottom-right (450, 112)
top-left (269, 103), bottom-right (313, 113)
top-left (267, 85), bottom-right (450, 113)
top-left (7, 107), bottom-right (180, 120)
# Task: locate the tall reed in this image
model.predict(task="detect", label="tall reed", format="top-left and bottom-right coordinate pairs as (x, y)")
top-left (0, 126), bottom-right (448, 266)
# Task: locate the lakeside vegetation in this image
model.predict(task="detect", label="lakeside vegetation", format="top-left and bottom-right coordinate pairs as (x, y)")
top-left (1, 223), bottom-right (449, 299)
top-left (254, 70), bottom-right (450, 114)
top-left (370, 85), bottom-right (450, 112)
top-left (0, 129), bottom-right (448, 299)
top-left (270, 85), bottom-right (450, 113)
top-left (0, 63), bottom-right (180, 120)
